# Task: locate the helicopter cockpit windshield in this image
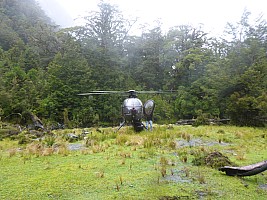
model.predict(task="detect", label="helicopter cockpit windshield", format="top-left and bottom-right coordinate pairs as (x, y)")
top-left (124, 98), bottom-right (142, 107)
top-left (122, 98), bottom-right (143, 121)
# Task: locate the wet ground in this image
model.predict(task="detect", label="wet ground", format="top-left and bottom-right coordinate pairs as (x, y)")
top-left (162, 167), bottom-right (191, 182)
top-left (176, 138), bottom-right (230, 148)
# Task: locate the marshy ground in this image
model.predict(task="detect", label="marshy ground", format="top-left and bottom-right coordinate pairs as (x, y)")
top-left (0, 125), bottom-right (267, 199)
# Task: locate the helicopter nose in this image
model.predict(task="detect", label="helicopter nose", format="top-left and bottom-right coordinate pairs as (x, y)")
top-left (131, 108), bottom-right (137, 115)
top-left (131, 108), bottom-right (139, 119)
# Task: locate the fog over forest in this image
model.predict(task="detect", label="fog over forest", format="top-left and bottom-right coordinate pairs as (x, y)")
top-left (38, 0), bottom-right (267, 37)
top-left (0, 0), bottom-right (266, 128)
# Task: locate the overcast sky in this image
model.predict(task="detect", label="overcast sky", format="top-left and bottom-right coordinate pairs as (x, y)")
top-left (53, 0), bottom-right (267, 36)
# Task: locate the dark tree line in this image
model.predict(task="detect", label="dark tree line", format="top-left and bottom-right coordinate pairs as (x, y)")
top-left (0, 0), bottom-right (266, 128)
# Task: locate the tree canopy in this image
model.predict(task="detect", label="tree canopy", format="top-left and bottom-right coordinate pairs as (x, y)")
top-left (0, 0), bottom-right (266, 127)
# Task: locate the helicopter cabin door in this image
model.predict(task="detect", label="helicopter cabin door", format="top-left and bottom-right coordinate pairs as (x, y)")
top-left (143, 100), bottom-right (155, 119)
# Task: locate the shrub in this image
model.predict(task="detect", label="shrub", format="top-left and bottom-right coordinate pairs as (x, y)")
top-left (44, 135), bottom-right (56, 147)
top-left (192, 151), bottom-right (233, 168)
top-left (193, 110), bottom-right (210, 127)
top-left (17, 131), bottom-right (31, 145)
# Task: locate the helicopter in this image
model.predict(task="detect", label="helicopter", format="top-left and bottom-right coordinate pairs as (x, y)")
top-left (78, 90), bottom-right (170, 131)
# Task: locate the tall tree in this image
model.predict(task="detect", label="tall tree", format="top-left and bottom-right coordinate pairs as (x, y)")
top-left (134, 26), bottom-right (164, 90)
top-left (74, 0), bottom-right (135, 89)
top-left (39, 32), bottom-right (94, 126)
top-left (218, 10), bottom-right (267, 125)
top-left (163, 25), bottom-right (209, 88)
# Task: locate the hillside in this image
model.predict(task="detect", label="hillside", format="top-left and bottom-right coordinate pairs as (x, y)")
top-left (36, 0), bottom-right (73, 27)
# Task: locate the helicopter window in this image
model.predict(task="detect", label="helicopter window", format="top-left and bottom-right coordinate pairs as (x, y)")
top-left (122, 98), bottom-right (142, 114)
top-left (124, 98), bottom-right (142, 107)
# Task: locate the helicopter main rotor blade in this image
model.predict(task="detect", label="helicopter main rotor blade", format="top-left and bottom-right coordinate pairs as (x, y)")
top-left (137, 90), bottom-right (176, 94)
top-left (77, 91), bottom-right (126, 96)
top-left (78, 93), bottom-right (114, 95)
top-left (90, 91), bottom-right (123, 93)
top-left (78, 90), bottom-right (177, 96)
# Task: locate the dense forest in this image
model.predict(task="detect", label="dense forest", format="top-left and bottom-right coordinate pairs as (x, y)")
top-left (0, 0), bottom-right (266, 128)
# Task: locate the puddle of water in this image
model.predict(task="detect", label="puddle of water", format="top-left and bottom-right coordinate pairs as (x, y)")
top-left (164, 174), bottom-right (191, 183)
top-left (68, 143), bottom-right (84, 151)
top-left (196, 190), bottom-right (208, 200)
top-left (176, 138), bottom-right (230, 148)
top-left (162, 168), bottom-right (191, 183)
top-left (259, 184), bottom-right (267, 190)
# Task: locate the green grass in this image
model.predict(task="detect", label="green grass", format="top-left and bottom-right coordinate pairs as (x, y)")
top-left (0, 125), bottom-right (267, 199)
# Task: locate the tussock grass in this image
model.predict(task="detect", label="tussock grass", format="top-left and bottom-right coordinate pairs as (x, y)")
top-left (0, 125), bottom-right (267, 199)
top-left (26, 141), bottom-right (44, 156)
top-left (8, 148), bottom-right (17, 157)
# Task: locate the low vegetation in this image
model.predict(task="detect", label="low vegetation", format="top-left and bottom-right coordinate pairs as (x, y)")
top-left (1, 1), bottom-right (267, 128)
top-left (1, 125), bottom-right (267, 199)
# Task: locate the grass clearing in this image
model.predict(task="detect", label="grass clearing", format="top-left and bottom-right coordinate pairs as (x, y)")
top-left (0, 125), bottom-right (267, 199)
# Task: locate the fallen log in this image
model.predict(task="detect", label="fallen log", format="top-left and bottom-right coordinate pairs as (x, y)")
top-left (219, 160), bottom-right (267, 176)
